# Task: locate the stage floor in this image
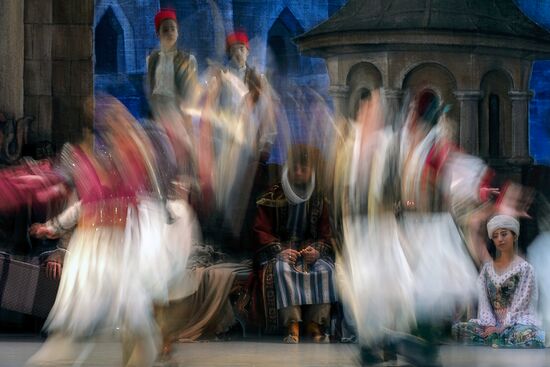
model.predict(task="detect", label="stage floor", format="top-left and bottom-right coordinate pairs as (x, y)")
top-left (0, 336), bottom-right (548, 366)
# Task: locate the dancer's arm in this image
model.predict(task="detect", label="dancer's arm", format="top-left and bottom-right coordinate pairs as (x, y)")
top-left (30, 200), bottom-right (82, 239)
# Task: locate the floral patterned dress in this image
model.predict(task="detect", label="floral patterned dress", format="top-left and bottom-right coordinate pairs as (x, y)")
top-left (453, 256), bottom-right (545, 348)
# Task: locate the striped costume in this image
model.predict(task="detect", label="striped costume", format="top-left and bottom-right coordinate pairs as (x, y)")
top-left (253, 184), bottom-right (336, 332)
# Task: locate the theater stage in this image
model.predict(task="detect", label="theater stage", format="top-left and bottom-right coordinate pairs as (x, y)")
top-left (0, 336), bottom-right (548, 366)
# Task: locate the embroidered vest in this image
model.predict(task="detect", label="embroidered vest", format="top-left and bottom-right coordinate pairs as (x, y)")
top-left (147, 50), bottom-right (194, 100)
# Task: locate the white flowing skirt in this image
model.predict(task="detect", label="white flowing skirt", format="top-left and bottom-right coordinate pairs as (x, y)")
top-left (341, 212), bottom-right (478, 344)
top-left (399, 212), bottom-right (478, 318)
top-left (341, 214), bottom-right (416, 344)
top-left (527, 231), bottom-right (550, 347)
top-left (45, 198), bottom-right (196, 337)
top-left (132, 199), bottom-right (198, 301)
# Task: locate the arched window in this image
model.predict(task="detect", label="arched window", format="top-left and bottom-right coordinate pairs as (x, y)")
top-left (267, 7), bottom-right (304, 80)
top-left (95, 8), bottom-right (125, 74)
top-left (479, 70), bottom-right (512, 158)
top-left (345, 62), bottom-right (383, 120)
top-left (401, 63), bottom-right (458, 125)
top-left (352, 88), bottom-right (371, 120)
top-left (267, 35), bottom-right (288, 75)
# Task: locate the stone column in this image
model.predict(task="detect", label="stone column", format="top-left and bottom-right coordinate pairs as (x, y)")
top-left (508, 90), bottom-right (532, 162)
top-left (52, 0), bottom-right (94, 148)
top-left (25, 0), bottom-right (54, 144)
top-left (454, 90), bottom-right (483, 155)
top-left (0, 0), bottom-right (24, 117)
top-left (329, 84), bottom-right (349, 118)
top-left (384, 88), bottom-right (404, 128)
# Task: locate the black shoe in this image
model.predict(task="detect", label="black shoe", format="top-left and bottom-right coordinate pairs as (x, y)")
top-left (359, 345), bottom-right (384, 366)
top-left (382, 343), bottom-right (397, 362)
top-left (396, 336), bottom-right (441, 367)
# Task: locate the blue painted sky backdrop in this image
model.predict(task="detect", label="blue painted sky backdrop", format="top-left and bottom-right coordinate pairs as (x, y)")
top-left (517, 0), bottom-right (550, 165)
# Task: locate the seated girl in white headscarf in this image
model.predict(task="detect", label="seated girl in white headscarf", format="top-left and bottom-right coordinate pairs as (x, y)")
top-left (453, 215), bottom-right (545, 348)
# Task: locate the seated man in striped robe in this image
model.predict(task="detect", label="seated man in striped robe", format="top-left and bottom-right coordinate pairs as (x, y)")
top-left (253, 144), bottom-right (336, 343)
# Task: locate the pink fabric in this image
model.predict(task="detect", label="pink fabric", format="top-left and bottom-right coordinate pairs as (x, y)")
top-left (71, 147), bottom-right (107, 203)
top-left (71, 147), bottom-right (137, 204)
top-left (0, 161), bottom-right (65, 213)
top-left (0, 145), bottom-right (143, 216)
top-left (478, 169), bottom-right (495, 202)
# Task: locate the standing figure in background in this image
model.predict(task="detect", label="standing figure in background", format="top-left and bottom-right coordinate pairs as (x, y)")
top-left (147, 8), bottom-right (199, 116)
top-left (253, 144), bottom-right (336, 343)
top-left (453, 215), bottom-right (545, 348)
top-left (220, 30), bottom-right (276, 163)
top-left (146, 8), bottom-right (201, 200)
top-left (220, 32), bottom-right (254, 112)
top-left (204, 30), bottom-right (277, 244)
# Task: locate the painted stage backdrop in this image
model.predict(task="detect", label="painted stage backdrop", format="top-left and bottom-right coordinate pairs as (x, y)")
top-left (93, 0), bottom-right (550, 165)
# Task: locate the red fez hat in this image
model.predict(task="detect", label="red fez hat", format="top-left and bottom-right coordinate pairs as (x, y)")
top-left (155, 8), bottom-right (177, 31)
top-left (226, 31), bottom-right (249, 53)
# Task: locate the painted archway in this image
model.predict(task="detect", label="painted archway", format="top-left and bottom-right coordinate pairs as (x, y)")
top-left (402, 62), bottom-right (459, 123)
top-left (346, 61), bottom-right (383, 119)
top-left (94, 0), bottom-right (137, 73)
top-left (480, 70), bottom-right (514, 158)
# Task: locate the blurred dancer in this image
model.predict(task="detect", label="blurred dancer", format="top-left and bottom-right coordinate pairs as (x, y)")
top-left (219, 32), bottom-right (261, 120)
top-left (20, 99), bottom-right (193, 367)
top-left (221, 30), bottom-right (276, 176)
top-left (527, 195), bottom-right (550, 347)
top-left (338, 90), bottom-right (415, 364)
top-left (339, 89), bottom-right (493, 366)
top-left (201, 30), bottom-right (277, 241)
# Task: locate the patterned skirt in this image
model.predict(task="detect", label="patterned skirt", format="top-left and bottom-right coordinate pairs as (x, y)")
top-left (452, 321), bottom-right (545, 348)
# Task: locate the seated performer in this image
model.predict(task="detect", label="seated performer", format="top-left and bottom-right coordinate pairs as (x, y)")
top-left (154, 226), bottom-right (250, 360)
top-left (453, 215), bottom-right (545, 348)
top-left (253, 144), bottom-right (336, 343)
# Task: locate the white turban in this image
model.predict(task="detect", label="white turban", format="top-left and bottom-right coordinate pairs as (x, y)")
top-left (487, 215), bottom-right (520, 239)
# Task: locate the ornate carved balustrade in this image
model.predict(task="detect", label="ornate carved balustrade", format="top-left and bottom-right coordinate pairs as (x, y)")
top-left (0, 112), bottom-right (34, 165)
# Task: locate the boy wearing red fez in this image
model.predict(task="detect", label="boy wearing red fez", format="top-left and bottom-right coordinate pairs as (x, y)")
top-left (225, 31), bottom-right (252, 83)
top-left (147, 8), bottom-right (198, 114)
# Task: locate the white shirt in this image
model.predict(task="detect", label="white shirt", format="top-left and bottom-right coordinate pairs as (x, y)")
top-left (227, 63), bottom-right (247, 83)
top-left (471, 257), bottom-right (540, 328)
top-left (152, 49), bottom-right (177, 98)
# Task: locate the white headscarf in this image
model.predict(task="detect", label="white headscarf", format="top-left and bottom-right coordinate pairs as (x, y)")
top-left (281, 164), bottom-right (315, 205)
top-left (487, 215), bottom-right (520, 239)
